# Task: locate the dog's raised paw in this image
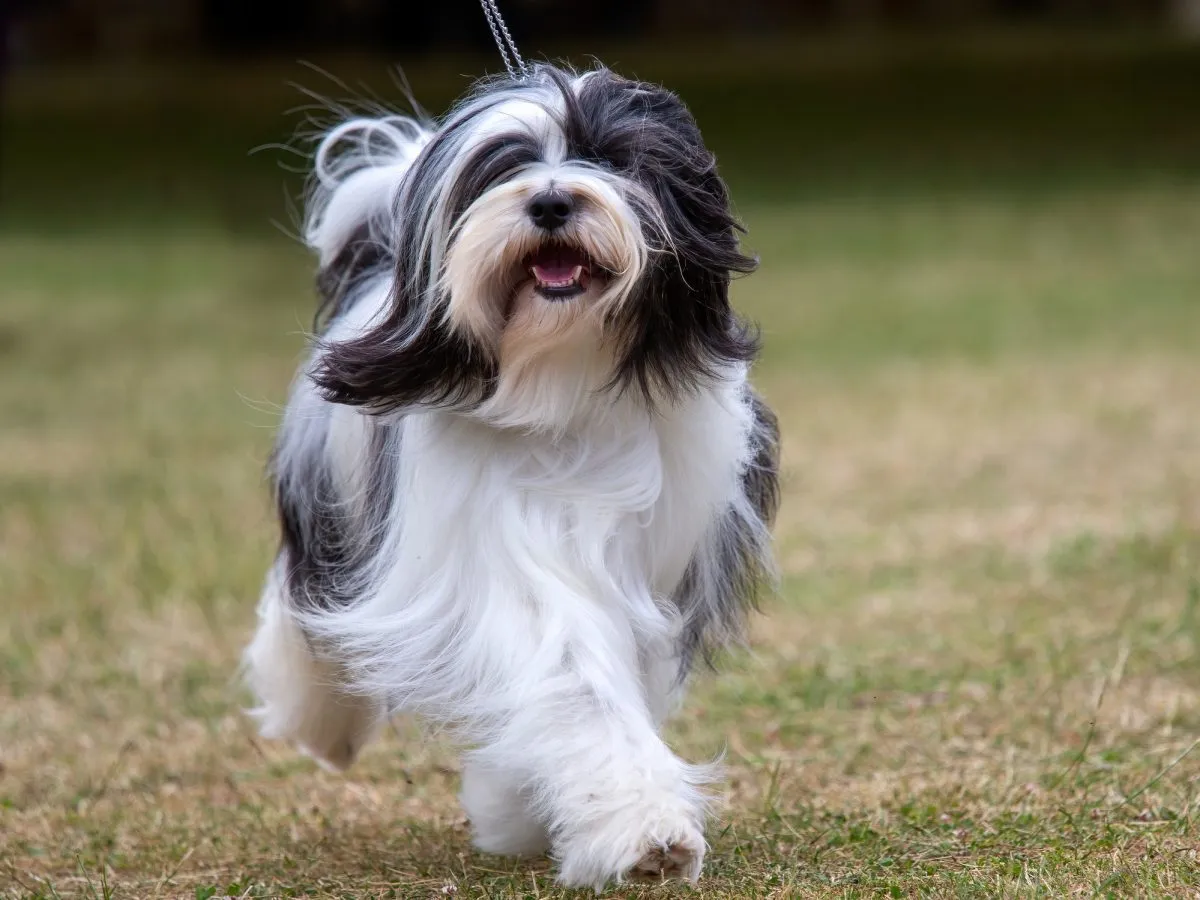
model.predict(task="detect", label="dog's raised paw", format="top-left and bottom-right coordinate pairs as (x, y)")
top-left (554, 801), bottom-right (707, 889)
top-left (628, 837), bottom-right (703, 883)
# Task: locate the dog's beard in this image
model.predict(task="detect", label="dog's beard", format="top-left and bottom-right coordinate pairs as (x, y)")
top-left (439, 168), bottom-right (651, 428)
top-left (443, 170), bottom-right (647, 342)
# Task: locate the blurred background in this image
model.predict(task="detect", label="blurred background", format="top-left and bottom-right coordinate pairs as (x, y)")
top-left (4, 2), bottom-right (1200, 895)
top-left (4, 0), bottom-right (1200, 232)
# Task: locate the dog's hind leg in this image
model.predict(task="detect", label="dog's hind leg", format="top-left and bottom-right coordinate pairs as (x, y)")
top-left (243, 568), bottom-right (385, 771)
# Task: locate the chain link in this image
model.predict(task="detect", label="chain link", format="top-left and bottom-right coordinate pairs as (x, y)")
top-left (479, 0), bottom-right (529, 79)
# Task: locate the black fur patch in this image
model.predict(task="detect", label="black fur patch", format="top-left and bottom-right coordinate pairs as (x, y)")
top-left (314, 221), bottom-right (390, 328)
top-left (674, 386), bottom-right (780, 673)
top-left (310, 311), bottom-right (496, 413)
top-left (742, 388), bottom-right (782, 528)
top-left (275, 423), bottom-right (397, 611)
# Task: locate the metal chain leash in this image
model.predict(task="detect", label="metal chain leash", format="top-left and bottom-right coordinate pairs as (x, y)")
top-left (479, 0), bottom-right (530, 79)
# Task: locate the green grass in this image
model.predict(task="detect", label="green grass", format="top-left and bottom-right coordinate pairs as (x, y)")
top-left (3, 34), bottom-right (1200, 898)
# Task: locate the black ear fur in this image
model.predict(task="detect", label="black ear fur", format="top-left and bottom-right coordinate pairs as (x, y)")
top-left (311, 244), bottom-right (497, 415)
top-left (310, 311), bottom-right (497, 414)
top-left (313, 222), bottom-right (390, 330)
top-left (673, 385), bottom-right (780, 674)
top-left (559, 69), bottom-right (761, 400)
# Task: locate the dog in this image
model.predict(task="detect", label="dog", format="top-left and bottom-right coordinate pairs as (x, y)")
top-left (243, 63), bottom-right (779, 889)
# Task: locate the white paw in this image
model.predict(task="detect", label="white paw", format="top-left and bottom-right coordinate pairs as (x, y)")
top-left (554, 799), bottom-right (706, 889)
top-left (627, 834), bottom-right (705, 882)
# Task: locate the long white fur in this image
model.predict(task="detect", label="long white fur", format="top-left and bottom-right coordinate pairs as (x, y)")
top-left (245, 72), bottom-right (764, 890)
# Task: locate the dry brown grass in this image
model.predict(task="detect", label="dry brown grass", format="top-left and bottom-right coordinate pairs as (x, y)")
top-left (4, 170), bottom-right (1200, 899)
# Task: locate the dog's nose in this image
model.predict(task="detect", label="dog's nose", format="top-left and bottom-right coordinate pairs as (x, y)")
top-left (528, 191), bottom-right (573, 232)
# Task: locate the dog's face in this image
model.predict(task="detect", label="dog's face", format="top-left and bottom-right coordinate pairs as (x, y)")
top-left (314, 66), bottom-right (757, 427)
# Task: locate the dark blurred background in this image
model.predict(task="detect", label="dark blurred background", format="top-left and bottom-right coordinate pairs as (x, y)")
top-left (4, 1), bottom-right (1200, 236)
top-left (4, 1), bottom-right (1200, 237)
top-left (5, 0), bottom-right (1200, 61)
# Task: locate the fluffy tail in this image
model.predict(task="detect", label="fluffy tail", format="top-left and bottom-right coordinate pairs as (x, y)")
top-left (304, 116), bottom-right (434, 293)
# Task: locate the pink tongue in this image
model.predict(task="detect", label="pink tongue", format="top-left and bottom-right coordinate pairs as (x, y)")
top-left (533, 262), bottom-right (579, 282)
top-left (531, 246), bottom-right (586, 283)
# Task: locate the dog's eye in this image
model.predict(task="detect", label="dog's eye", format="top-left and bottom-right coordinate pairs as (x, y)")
top-left (448, 135), bottom-right (542, 219)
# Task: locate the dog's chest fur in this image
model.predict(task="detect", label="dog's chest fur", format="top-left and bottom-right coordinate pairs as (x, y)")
top-left (390, 377), bottom-right (754, 611)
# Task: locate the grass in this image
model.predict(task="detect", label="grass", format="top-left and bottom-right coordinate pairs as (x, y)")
top-left (3, 33), bottom-right (1200, 898)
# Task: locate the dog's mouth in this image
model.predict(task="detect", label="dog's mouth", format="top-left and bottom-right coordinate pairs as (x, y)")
top-left (525, 242), bottom-right (592, 301)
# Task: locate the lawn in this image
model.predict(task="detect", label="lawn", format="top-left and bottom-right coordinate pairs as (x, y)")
top-left (2, 34), bottom-right (1200, 898)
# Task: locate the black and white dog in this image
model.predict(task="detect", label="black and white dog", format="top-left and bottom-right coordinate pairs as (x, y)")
top-left (244, 63), bottom-right (779, 889)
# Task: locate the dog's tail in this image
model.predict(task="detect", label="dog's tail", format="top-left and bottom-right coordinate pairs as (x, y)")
top-left (304, 116), bottom-right (434, 320)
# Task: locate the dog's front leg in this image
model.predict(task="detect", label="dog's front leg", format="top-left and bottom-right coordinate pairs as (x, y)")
top-left (466, 625), bottom-right (709, 890)
top-left (541, 699), bottom-right (709, 889)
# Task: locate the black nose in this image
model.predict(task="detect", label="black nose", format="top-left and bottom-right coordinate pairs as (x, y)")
top-left (528, 191), bottom-right (573, 231)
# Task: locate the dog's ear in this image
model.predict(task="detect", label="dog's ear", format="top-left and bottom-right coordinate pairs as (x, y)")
top-left (626, 82), bottom-right (757, 281)
top-left (309, 278), bottom-right (497, 414)
top-left (609, 228), bottom-right (761, 403)
top-left (569, 72), bottom-right (760, 400)
top-left (564, 71), bottom-right (757, 277)
top-left (309, 201), bottom-right (497, 414)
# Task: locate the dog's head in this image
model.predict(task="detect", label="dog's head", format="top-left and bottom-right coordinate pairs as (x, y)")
top-left (309, 65), bottom-right (758, 429)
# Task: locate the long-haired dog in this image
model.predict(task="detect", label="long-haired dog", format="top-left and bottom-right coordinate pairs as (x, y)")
top-left (243, 63), bottom-right (779, 889)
